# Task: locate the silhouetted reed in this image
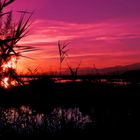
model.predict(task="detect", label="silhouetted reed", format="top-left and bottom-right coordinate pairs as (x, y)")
top-left (58, 41), bottom-right (69, 75)
top-left (67, 61), bottom-right (81, 80)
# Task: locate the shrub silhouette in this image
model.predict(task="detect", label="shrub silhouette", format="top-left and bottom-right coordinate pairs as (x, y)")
top-left (0, 0), bottom-right (33, 88)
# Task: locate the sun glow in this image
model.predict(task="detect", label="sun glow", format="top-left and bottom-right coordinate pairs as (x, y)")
top-left (1, 77), bottom-right (9, 89)
top-left (2, 57), bottom-right (17, 72)
top-left (1, 57), bottom-right (18, 89)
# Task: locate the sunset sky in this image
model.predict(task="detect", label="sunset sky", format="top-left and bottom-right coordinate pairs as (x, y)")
top-left (9, 0), bottom-right (140, 73)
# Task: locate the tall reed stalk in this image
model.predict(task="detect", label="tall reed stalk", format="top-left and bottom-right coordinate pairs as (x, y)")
top-left (58, 41), bottom-right (69, 76)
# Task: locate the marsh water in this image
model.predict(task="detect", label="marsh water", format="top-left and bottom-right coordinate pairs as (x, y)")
top-left (0, 105), bottom-right (93, 135)
top-left (22, 77), bottom-right (132, 85)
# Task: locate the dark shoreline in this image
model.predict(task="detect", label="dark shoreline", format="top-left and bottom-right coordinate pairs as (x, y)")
top-left (0, 79), bottom-right (140, 137)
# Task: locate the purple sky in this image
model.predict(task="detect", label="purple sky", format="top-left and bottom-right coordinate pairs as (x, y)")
top-left (9, 0), bottom-right (140, 73)
top-left (12, 0), bottom-right (140, 22)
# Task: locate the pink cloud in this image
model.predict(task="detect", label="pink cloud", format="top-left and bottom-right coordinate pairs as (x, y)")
top-left (17, 18), bottom-right (140, 73)
top-left (19, 18), bottom-right (140, 44)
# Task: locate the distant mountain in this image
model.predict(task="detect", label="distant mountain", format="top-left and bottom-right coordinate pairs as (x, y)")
top-left (99, 63), bottom-right (140, 74)
top-left (77, 63), bottom-right (140, 75)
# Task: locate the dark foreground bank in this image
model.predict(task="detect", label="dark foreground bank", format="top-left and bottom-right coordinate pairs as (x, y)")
top-left (0, 78), bottom-right (140, 138)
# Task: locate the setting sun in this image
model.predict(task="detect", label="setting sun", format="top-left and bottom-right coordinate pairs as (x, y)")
top-left (2, 57), bottom-right (17, 72)
top-left (1, 77), bottom-right (9, 89)
top-left (1, 57), bottom-right (18, 88)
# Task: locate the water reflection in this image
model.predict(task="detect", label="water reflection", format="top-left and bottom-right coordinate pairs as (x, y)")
top-left (0, 105), bottom-right (92, 135)
top-left (23, 77), bottom-right (132, 85)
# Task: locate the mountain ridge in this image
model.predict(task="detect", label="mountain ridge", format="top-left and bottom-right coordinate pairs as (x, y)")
top-left (77, 62), bottom-right (140, 75)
